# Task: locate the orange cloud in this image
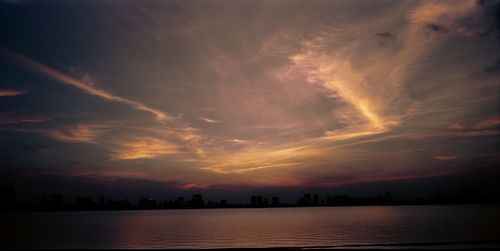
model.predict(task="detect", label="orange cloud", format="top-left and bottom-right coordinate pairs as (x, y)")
top-left (111, 137), bottom-right (180, 160)
top-left (202, 145), bottom-right (321, 174)
top-left (177, 183), bottom-right (208, 190)
top-left (433, 155), bottom-right (458, 161)
top-left (0, 88), bottom-right (29, 97)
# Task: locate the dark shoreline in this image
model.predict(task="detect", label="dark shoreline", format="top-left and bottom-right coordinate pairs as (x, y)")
top-left (3, 202), bottom-right (500, 214)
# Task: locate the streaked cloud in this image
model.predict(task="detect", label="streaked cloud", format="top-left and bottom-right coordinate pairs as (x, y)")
top-left (2, 49), bottom-right (172, 123)
top-left (0, 88), bottom-right (29, 97)
top-left (0, 112), bottom-right (49, 125)
top-left (433, 155), bottom-right (458, 161)
top-left (409, 0), bottom-right (479, 37)
top-left (473, 118), bottom-right (500, 130)
top-left (177, 183), bottom-right (208, 190)
top-left (447, 123), bottom-right (465, 130)
top-left (111, 137), bottom-right (180, 160)
top-left (45, 124), bottom-right (109, 143)
top-left (199, 117), bottom-right (220, 123)
top-left (202, 145), bottom-right (322, 175)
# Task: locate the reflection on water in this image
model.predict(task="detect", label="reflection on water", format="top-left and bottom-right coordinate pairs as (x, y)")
top-left (2, 205), bottom-right (500, 249)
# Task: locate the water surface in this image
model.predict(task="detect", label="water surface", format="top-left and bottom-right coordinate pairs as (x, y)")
top-left (2, 205), bottom-right (500, 249)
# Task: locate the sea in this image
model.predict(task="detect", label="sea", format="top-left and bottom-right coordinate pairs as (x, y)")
top-left (2, 205), bottom-right (500, 249)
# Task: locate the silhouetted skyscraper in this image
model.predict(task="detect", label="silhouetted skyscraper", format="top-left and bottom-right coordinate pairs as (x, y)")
top-left (50, 193), bottom-right (63, 209)
top-left (0, 185), bottom-right (15, 211)
top-left (312, 195), bottom-right (319, 205)
top-left (301, 194), bottom-right (312, 206)
top-left (191, 194), bottom-right (204, 208)
top-left (272, 196), bottom-right (280, 206)
top-left (251, 195), bottom-right (264, 207)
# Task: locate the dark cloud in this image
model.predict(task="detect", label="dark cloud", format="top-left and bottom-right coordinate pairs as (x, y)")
top-left (425, 23), bottom-right (449, 33)
top-left (484, 60), bottom-right (500, 73)
top-left (375, 32), bottom-right (399, 48)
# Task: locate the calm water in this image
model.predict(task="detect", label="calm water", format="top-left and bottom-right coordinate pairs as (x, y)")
top-left (2, 205), bottom-right (500, 249)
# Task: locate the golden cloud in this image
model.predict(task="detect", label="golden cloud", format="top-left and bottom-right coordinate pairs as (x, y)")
top-left (111, 137), bottom-right (181, 160)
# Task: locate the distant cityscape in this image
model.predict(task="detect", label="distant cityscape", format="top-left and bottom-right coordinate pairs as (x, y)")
top-left (1, 185), bottom-right (498, 212)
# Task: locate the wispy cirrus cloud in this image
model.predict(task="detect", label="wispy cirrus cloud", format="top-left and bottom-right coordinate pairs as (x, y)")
top-left (1, 49), bottom-right (172, 123)
top-left (199, 117), bottom-right (220, 123)
top-left (202, 145), bottom-right (321, 174)
top-left (0, 112), bottom-right (49, 125)
top-left (433, 155), bottom-right (458, 161)
top-left (0, 88), bottom-right (29, 97)
top-left (409, 0), bottom-right (479, 37)
top-left (177, 183), bottom-right (208, 190)
top-left (45, 124), bottom-right (109, 143)
top-left (473, 118), bottom-right (500, 130)
top-left (260, 0), bottom-right (488, 146)
top-left (111, 137), bottom-right (180, 160)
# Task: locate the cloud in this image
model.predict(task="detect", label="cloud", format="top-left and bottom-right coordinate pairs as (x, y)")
top-left (45, 124), bottom-right (109, 143)
top-left (440, 118), bottom-right (500, 138)
top-left (177, 183), bottom-right (208, 190)
top-left (484, 60), bottom-right (500, 73)
top-left (202, 145), bottom-right (321, 175)
top-left (0, 112), bottom-right (49, 125)
top-left (447, 123), bottom-right (465, 130)
top-left (229, 139), bottom-right (248, 143)
top-left (473, 117), bottom-right (500, 129)
top-left (2, 0), bottom-right (23, 4)
top-left (409, 0), bottom-right (479, 37)
top-left (0, 88), bottom-right (29, 97)
top-left (199, 117), bottom-right (220, 123)
top-left (111, 137), bottom-right (180, 160)
top-left (1, 49), bottom-right (172, 123)
top-left (280, 31), bottom-right (408, 141)
top-left (433, 155), bottom-right (458, 161)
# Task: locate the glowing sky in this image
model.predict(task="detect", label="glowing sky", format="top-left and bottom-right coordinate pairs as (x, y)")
top-left (1, 0), bottom-right (499, 196)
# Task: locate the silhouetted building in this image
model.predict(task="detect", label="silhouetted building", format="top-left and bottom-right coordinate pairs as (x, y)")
top-left (191, 194), bottom-right (204, 208)
top-left (312, 194), bottom-right (319, 206)
top-left (377, 192), bottom-right (393, 204)
top-left (107, 199), bottom-right (131, 210)
top-left (298, 193), bottom-right (312, 206)
top-left (50, 193), bottom-right (64, 209)
top-left (220, 200), bottom-right (227, 207)
top-left (99, 196), bottom-right (106, 208)
top-left (272, 196), bottom-right (280, 206)
top-left (251, 195), bottom-right (264, 207)
top-left (0, 185), bottom-right (15, 211)
top-left (174, 196), bottom-right (185, 208)
top-left (138, 198), bottom-right (157, 209)
top-left (75, 197), bottom-right (96, 210)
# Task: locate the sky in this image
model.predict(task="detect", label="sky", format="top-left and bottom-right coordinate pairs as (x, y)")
top-left (1, 0), bottom-right (499, 202)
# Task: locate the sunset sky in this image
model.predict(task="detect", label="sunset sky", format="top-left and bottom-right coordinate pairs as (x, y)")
top-left (1, 0), bottom-right (499, 201)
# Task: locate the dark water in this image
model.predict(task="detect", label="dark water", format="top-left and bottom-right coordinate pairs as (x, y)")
top-left (2, 205), bottom-right (500, 249)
